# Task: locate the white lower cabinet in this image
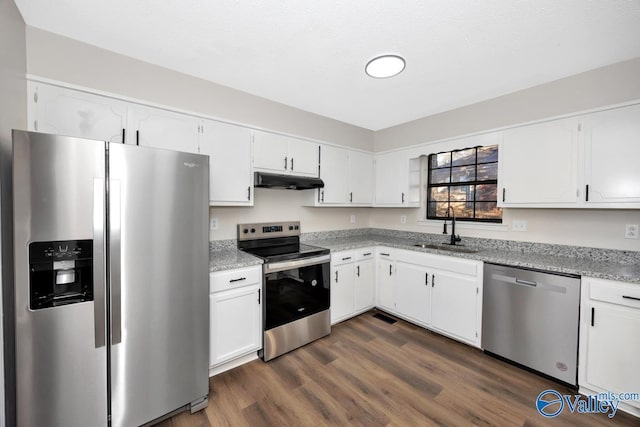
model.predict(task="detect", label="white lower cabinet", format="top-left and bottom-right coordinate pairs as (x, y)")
top-left (579, 277), bottom-right (640, 414)
top-left (209, 266), bottom-right (262, 372)
top-left (330, 248), bottom-right (376, 324)
top-left (375, 247), bottom-right (482, 347)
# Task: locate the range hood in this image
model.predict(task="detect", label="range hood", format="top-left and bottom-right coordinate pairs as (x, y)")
top-left (254, 172), bottom-right (324, 190)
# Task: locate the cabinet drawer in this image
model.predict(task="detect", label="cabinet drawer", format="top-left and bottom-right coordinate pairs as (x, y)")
top-left (210, 266), bottom-right (262, 293)
top-left (331, 251), bottom-right (355, 266)
top-left (356, 248), bottom-right (375, 261)
top-left (590, 278), bottom-right (640, 309)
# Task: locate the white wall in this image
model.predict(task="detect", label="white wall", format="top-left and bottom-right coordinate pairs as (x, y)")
top-left (371, 58), bottom-right (640, 252)
top-left (209, 188), bottom-right (371, 240)
top-left (0, 1), bottom-right (27, 425)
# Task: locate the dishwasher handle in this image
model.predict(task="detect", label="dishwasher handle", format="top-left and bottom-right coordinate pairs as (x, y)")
top-left (515, 278), bottom-right (537, 287)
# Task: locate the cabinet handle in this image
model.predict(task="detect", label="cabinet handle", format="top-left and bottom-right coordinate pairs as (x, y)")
top-left (622, 295), bottom-right (640, 301)
top-left (389, 265), bottom-right (392, 276)
top-left (136, 130), bottom-right (140, 146)
top-left (502, 188), bottom-right (506, 202)
top-left (350, 192), bottom-right (353, 203)
top-left (401, 192), bottom-right (405, 203)
top-left (591, 307), bottom-right (595, 327)
top-left (257, 289), bottom-right (261, 304)
top-left (284, 157), bottom-right (288, 170)
top-left (363, 252), bottom-right (372, 256)
top-left (229, 277), bottom-right (246, 283)
top-left (291, 158), bottom-right (294, 171)
top-left (321, 190), bottom-right (325, 202)
top-left (425, 272), bottom-right (429, 286)
top-left (122, 128), bottom-right (126, 144)
top-left (342, 256), bottom-right (352, 261)
top-left (380, 253), bottom-right (390, 257)
top-left (357, 265), bottom-right (360, 277)
top-left (432, 274), bottom-right (435, 287)
top-left (248, 186), bottom-right (251, 201)
top-left (585, 184), bottom-right (589, 202)
top-left (335, 270), bottom-right (339, 283)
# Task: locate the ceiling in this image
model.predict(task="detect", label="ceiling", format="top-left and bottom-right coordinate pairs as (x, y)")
top-left (15, 0), bottom-right (640, 131)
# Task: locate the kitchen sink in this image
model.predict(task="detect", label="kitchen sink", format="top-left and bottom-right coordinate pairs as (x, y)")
top-left (413, 243), bottom-right (479, 254)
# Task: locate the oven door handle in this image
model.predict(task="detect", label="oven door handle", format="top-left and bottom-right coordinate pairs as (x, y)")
top-left (264, 254), bottom-right (330, 274)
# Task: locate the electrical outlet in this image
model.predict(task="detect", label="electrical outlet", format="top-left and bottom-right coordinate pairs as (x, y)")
top-left (350, 214), bottom-right (356, 224)
top-left (625, 224), bottom-right (639, 239)
top-left (400, 215), bottom-right (407, 224)
top-left (512, 220), bottom-right (528, 232)
top-left (210, 217), bottom-right (219, 231)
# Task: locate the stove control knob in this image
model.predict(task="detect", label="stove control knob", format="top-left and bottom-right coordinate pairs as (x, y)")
top-left (294, 225), bottom-right (299, 230)
top-left (251, 228), bottom-right (256, 233)
top-left (243, 228), bottom-right (249, 234)
top-left (289, 226), bottom-right (294, 231)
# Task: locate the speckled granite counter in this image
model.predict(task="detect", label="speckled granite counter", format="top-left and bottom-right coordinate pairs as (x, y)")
top-left (209, 248), bottom-right (262, 272)
top-left (304, 234), bottom-right (640, 285)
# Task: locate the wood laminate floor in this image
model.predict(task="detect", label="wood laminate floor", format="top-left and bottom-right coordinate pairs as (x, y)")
top-left (157, 310), bottom-right (638, 426)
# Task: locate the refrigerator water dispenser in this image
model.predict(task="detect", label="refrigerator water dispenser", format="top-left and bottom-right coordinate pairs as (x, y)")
top-left (29, 239), bottom-right (94, 310)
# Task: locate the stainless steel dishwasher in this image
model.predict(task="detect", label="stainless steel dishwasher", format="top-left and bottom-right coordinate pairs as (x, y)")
top-left (482, 263), bottom-right (581, 386)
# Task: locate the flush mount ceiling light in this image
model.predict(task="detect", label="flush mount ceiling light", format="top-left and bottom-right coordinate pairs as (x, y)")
top-left (365, 54), bottom-right (406, 78)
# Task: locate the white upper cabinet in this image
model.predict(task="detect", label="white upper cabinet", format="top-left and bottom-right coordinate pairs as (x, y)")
top-left (130, 105), bottom-right (200, 154)
top-left (374, 151), bottom-right (420, 207)
top-left (500, 117), bottom-right (581, 207)
top-left (28, 81), bottom-right (128, 144)
top-left (583, 104), bottom-right (640, 205)
top-left (348, 150), bottom-right (374, 205)
top-left (199, 119), bottom-right (253, 206)
top-left (319, 145), bottom-right (350, 204)
top-left (252, 130), bottom-right (319, 177)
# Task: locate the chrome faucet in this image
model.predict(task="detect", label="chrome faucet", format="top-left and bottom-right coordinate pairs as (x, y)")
top-left (447, 206), bottom-right (462, 246)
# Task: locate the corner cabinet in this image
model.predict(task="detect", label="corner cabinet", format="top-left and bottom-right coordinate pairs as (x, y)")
top-left (375, 247), bottom-right (483, 347)
top-left (374, 152), bottom-right (421, 207)
top-left (579, 277), bottom-right (640, 416)
top-left (330, 248), bottom-right (376, 324)
top-left (252, 130), bottom-right (319, 177)
top-left (209, 266), bottom-right (262, 374)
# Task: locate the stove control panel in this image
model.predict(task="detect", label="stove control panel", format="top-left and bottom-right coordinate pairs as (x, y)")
top-left (238, 221), bottom-right (301, 240)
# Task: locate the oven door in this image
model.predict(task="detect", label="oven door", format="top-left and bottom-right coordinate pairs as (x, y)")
top-left (263, 254), bottom-right (330, 330)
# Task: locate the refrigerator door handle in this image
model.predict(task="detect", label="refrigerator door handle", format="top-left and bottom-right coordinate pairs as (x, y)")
top-left (94, 178), bottom-right (106, 348)
top-left (110, 180), bottom-right (123, 345)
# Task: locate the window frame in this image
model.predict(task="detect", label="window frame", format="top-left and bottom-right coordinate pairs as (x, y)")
top-left (426, 145), bottom-right (502, 223)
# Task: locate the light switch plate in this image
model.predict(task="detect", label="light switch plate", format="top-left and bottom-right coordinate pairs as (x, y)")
top-left (350, 214), bottom-right (356, 224)
top-left (512, 220), bottom-right (528, 232)
top-left (625, 224), bottom-right (639, 239)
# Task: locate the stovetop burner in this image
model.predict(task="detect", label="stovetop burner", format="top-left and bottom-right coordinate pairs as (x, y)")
top-left (237, 221), bottom-right (329, 263)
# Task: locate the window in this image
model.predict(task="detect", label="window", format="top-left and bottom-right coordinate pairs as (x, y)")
top-left (427, 145), bottom-right (502, 222)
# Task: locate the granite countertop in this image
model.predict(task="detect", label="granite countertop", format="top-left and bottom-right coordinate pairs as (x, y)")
top-left (209, 248), bottom-right (262, 272)
top-left (305, 235), bottom-right (640, 285)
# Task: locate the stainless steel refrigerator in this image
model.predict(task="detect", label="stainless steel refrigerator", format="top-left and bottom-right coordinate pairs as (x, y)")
top-left (11, 130), bottom-right (210, 426)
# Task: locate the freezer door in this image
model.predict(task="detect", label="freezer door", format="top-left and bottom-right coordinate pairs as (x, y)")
top-left (12, 130), bottom-right (108, 427)
top-left (108, 144), bottom-right (209, 426)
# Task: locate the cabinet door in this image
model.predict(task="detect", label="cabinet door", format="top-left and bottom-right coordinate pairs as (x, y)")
top-left (331, 263), bottom-right (355, 324)
top-left (319, 145), bottom-right (349, 204)
top-left (131, 105), bottom-right (200, 153)
top-left (355, 258), bottom-right (375, 311)
top-left (584, 104), bottom-right (640, 205)
top-left (500, 118), bottom-right (580, 206)
top-left (209, 285), bottom-right (262, 367)
top-left (430, 270), bottom-right (478, 344)
top-left (288, 138), bottom-right (320, 177)
top-left (377, 258), bottom-right (395, 312)
top-left (586, 302), bottom-right (640, 408)
top-left (395, 262), bottom-right (430, 326)
top-left (349, 151), bottom-right (373, 205)
top-left (374, 151), bottom-right (410, 206)
top-left (29, 82), bottom-right (128, 143)
top-left (200, 120), bottom-right (253, 206)
top-left (252, 130), bottom-right (289, 173)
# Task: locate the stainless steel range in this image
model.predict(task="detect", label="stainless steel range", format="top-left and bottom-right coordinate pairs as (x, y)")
top-left (238, 221), bottom-right (331, 361)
